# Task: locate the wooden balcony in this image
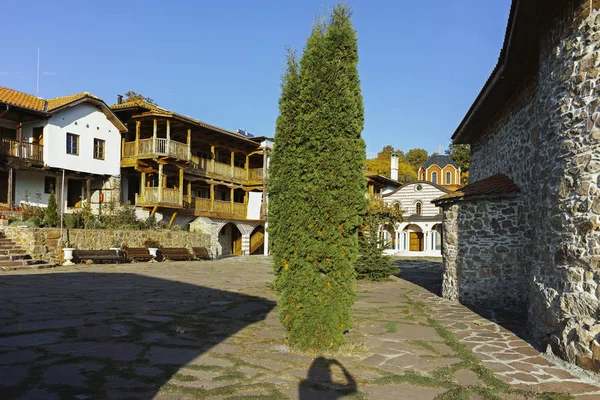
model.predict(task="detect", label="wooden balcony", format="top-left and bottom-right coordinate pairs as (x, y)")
top-left (122, 138), bottom-right (190, 164)
top-left (183, 196), bottom-right (251, 220)
top-left (188, 156), bottom-right (264, 185)
top-left (0, 138), bottom-right (43, 163)
top-left (135, 187), bottom-right (183, 208)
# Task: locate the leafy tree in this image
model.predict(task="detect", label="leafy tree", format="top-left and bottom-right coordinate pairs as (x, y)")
top-left (123, 91), bottom-right (156, 105)
top-left (270, 4), bottom-right (366, 351)
top-left (44, 190), bottom-right (60, 227)
top-left (446, 144), bottom-right (470, 185)
top-left (365, 145), bottom-right (394, 177)
top-left (356, 196), bottom-right (403, 280)
top-left (397, 162), bottom-right (418, 182)
top-left (406, 148), bottom-right (429, 170)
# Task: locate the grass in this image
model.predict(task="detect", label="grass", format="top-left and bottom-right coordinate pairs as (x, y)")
top-left (384, 321), bottom-right (398, 333)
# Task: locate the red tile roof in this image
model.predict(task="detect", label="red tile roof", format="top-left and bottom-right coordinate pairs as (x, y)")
top-left (432, 174), bottom-right (519, 204)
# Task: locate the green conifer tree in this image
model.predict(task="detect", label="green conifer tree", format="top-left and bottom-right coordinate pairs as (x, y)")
top-left (271, 4), bottom-right (367, 350)
top-left (44, 190), bottom-right (60, 227)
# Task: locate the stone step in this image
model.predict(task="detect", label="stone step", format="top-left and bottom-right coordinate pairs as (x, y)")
top-left (0, 249), bottom-right (26, 256)
top-left (0, 254), bottom-right (31, 261)
top-left (0, 262), bottom-right (55, 271)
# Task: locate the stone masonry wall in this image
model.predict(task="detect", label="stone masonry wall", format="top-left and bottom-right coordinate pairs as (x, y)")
top-left (455, 2), bottom-right (600, 372)
top-left (442, 197), bottom-right (527, 311)
top-left (1, 227), bottom-right (210, 264)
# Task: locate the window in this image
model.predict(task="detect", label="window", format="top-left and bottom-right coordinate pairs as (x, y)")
top-left (66, 133), bottom-right (79, 155)
top-left (446, 171), bottom-right (452, 185)
top-left (44, 176), bottom-right (55, 194)
top-left (431, 171), bottom-right (438, 184)
top-left (94, 138), bottom-right (105, 160)
top-left (415, 184), bottom-right (422, 191)
top-left (415, 201), bottom-right (422, 215)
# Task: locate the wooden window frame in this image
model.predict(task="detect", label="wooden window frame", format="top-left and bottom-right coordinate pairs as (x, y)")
top-left (66, 133), bottom-right (79, 156)
top-left (446, 171), bottom-right (452, 185)
top-left (44, 176), bottom-right (55, 194)
top-left (93, 138), bottom-right (105, 160)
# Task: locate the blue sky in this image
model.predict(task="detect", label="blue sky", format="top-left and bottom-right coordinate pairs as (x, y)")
top-left (0, 1), bottom-right (510, 158)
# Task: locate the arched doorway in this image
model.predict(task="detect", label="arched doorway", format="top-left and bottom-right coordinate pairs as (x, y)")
top-left (250, 225), bottom-right (265, 255)
top-left (382, 224), bottom-right (396, 249)
top-left (403, 224), bottom-right (424, 252)
top-left (431, 223), bottom-right (442, 251)
top-left (219, 222), bottom-right (243, 256)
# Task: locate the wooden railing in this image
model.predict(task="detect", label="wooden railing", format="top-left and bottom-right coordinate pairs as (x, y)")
top-left (248, 168), bottom-right (263, 181)
top-left (136, 187), bottom-right (182, 207)
top-left (213, 200), bottom-right (231, 214)
top-left (186, 197), bottom-right (248, 219)
top-left (213, 161), bottom-right (231, 177)
top-left (0, 138), bottom-right (43, 162)
top-left (232, 202), bottom-right (246, 217)
top-left (233, 166), bottom-right (246, 181)
top-left (122, 138), bottom-right (190, 161)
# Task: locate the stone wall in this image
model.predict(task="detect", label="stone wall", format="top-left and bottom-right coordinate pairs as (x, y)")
top-left (451, 2), bottom-right (600, 372)
top-left (1, 227), bottom-right (210, 264)
top-left (442, 197), bottom-right (527, 310)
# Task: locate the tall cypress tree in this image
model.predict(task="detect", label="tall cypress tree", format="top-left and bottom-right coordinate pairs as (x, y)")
top-left (271, 5), bottom-right (366, 350)
top-left (269, 49), bottom-right (302, 287)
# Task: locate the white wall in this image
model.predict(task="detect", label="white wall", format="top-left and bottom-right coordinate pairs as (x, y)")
top-left (15, 170), bottom-right (51, 207)
top-left (383, 182), bottom-right (446, 216)
top-left (44, 103), bottom-right (122, 175)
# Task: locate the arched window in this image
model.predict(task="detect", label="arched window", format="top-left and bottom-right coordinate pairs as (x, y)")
top-left (431, 171), bottom-right (438, 184)
top-left (415, 201), bottom-right (422, 215)
top-left (446, 171), bottom-right (452, 185)
top-left (393, 202), bottom-right (400, 211)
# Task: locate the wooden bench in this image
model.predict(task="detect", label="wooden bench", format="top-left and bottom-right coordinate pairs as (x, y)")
top-left (160, 247), bottom-right (194, 261)
top-left (74, 249), bottom-right (125, 264)
top-left (125, 247), bottom-right (153, 262)
top-left (192, 247), bottom-right (212, 260)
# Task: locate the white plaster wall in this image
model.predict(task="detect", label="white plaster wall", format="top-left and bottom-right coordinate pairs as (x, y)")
top-left (383, 182), bottom-right (446, 216)
top-left (45, 103), bottom-right (121, 175)
top-left (15, 170), bottom-right (51, 207)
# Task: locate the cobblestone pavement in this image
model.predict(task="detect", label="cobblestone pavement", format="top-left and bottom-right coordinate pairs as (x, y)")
top-left (1, 257), bottom-right (599, 399)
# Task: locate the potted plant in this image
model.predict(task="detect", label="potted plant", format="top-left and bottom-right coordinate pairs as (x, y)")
top-left (143, 238), bottom-right (160, 261)
top-left (62, 244), bottom-right (76, 266)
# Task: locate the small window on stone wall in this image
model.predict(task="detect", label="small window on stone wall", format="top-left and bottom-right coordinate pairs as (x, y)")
top-left (415, 201), bottom-right (422, 215)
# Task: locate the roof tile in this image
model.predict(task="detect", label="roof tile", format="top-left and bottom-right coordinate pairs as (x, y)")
top-left (432, 174), bottom-right (519, 204)
top-left (0, 86), bottom-right (46, 111)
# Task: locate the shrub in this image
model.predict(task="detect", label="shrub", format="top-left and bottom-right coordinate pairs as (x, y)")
top-left (22, 203), bottom-right (44, 222)
top-left (43, 191), bottom-right (60, 227)
top-left (84, 219), bottom-right (105, 229)
top-left (143, 215), bottom-right (157, 230)
top-left (64, 214), bottom-right (81, 229)
top-left (9, 220), bottom-right (38, 228)
top-left (143, 238), bottom-right (160, 249)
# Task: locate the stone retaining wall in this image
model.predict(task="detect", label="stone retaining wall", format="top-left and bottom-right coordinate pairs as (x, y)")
top-left (0, 227), bottom-right (210, 264)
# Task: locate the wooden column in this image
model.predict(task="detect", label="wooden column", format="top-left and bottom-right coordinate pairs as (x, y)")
top-left (179, 167), bottom-right (184, 205)
top-left (187, 129), bottom-right (191, 160)
top-left (152, 119), bottom-right (157, 153)
top-left (158, 164), bottom-right (164, 203)
top-left (245, 155), bottom-right (250, 180)
top-left (140, 172), bottom-right (146, 204)
top-left (166, 120), bottom-right (171, 155)
top-left (86, 178), bottom-right (91, 205)
top-left (121, 138), bottom-right (125, 158)
top-left (135, 121), bottom-right (141, 155)
top-left (7, 168), bottom-right (13, 208)
top-left (210, 146), bottom-right (215, 173)
top-left (210, 183), bottom-right (215, 211)
top-left (230, 187), bottom-right (234, 213)
top-left (187, 182), bottom-right (192, 204)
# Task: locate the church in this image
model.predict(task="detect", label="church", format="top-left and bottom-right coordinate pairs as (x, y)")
top-left (381, 154), bottom-right (460, 257)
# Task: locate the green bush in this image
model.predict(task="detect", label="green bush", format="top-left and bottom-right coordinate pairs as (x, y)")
top-left (143, 215), bottom-right (157, 229)
top-left (43, 191), bottom-right (60, 227)
top-left (22, 203), bottom-right (44, 222)
top-left (64, 214), bottom-right (81, 229)
top-left (9, 220), bottom-right (38, 228)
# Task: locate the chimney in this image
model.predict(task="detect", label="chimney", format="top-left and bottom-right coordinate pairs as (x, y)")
top-left (391, 153), bottom-right (399, 181)
top-left (117, 94), bottom-right (123, 104)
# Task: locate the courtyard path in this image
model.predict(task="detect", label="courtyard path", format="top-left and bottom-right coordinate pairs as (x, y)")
top-left (0, 257), bottom-right (598, 399)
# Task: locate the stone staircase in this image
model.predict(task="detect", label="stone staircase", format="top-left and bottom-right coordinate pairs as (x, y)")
top-left (0, 232), bottom-right (54, 271)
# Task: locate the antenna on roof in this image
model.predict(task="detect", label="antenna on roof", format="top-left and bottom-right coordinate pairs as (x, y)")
top-left (36, 47), bottom-right (40, 97)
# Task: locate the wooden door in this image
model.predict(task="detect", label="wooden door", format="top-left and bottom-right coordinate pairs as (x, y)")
top-left (232, 228), bottom-right (242, 255)
top-left (409, 232), bottom-right (424, 251)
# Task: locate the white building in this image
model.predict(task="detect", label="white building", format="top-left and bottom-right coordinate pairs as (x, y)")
top-left (0, 87), bottom-right (126, 212)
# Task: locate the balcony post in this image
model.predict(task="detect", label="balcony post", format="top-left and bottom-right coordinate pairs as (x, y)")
top-left (141, 172), bottom-right (146, 203)
top-left (210, 146), bottom-right (215, 174)
top-left (179, 167), bottom-right (184, 205)
top-left (230, 187), bottom-right (234, 214)
top-left (187, 182), bottom-right (192, 205)
top-left (230, 151), bottom-right (235, 177)
top-left (187, 129), bottom-right (191, 160)
top-left (152, 119), bottom-right (157, 153)
top-left (135, 121), bottom-right (141, 155)
top-left (166, 120), bottom-right (171, 156)
top-left (7, 168), bottom-right (13, 208)
top-left (121, 138), bottom-right (125, 158)
top-left (210, 183), bottom-right (214, 211)
top-left (246, 155), bottom-right (250, 180)
top-left (158, 164), bottom-right (164, 203)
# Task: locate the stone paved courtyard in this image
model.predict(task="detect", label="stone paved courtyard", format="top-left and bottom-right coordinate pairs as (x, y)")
top-left (1, 257), bottom-right (599, 399)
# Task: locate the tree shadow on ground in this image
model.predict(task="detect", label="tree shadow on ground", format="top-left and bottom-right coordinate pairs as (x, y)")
top-left (298, 357), bottom-right (357, 400)
top-left (0, 272), bottom-right (276, 399)
top-left (395, 261), bottom-right (532, 347)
